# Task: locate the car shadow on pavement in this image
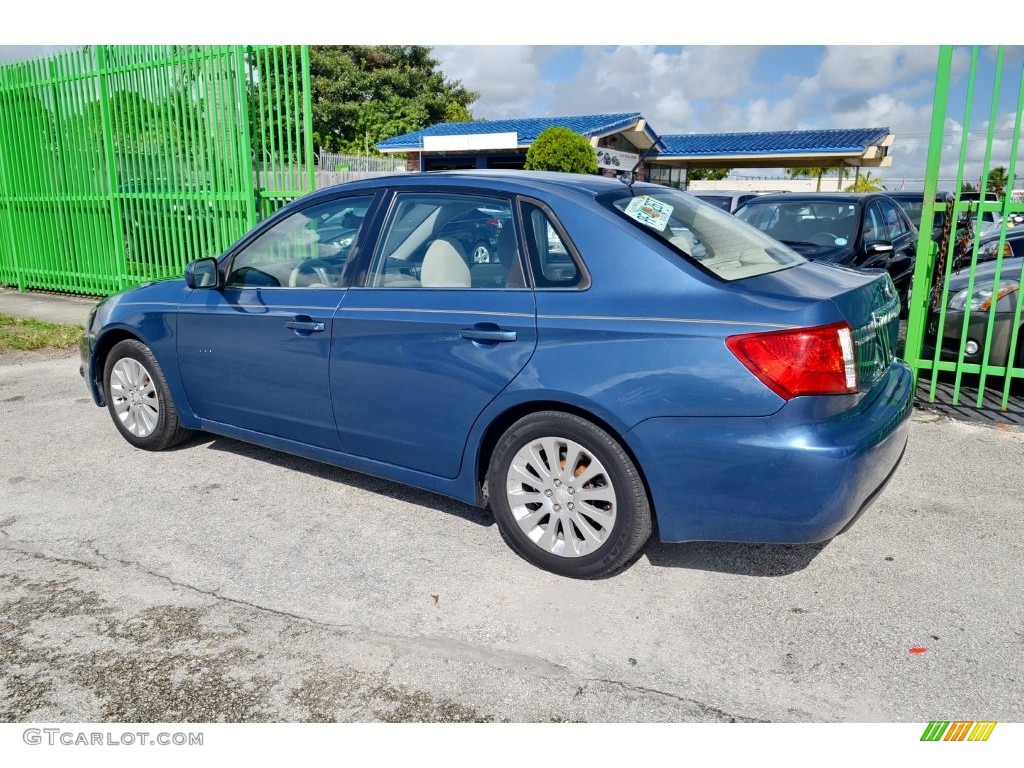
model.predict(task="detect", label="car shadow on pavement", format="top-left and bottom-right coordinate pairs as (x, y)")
top-left (182, 433), bottom-right (495, 529)
top-left (644, 540), bottom-right (829, 577)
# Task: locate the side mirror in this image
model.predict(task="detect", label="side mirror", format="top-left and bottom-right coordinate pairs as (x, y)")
top-left (185, 257), bottom-right (220, 289)
top-left (867, 242), bottom-right (894, 254)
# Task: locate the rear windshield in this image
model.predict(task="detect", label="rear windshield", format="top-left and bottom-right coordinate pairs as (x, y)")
top-left (597, 187), bottom-right (804, 281)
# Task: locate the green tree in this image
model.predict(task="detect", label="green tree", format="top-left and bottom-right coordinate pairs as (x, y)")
top-left (962, 180), bottom-right (977, 193)
top-left (523, 127), bottom-right (598, 174)
top-left (986, 166), bottom-right (1009, 196)
top-left (687, 167), bottom-right (731, 181)
top-left (845, 171), bottom-right (883, 192)
top-left (444, 102), bottom-right (473, 123)
top-left (309, 46), bottom-right (477, 154)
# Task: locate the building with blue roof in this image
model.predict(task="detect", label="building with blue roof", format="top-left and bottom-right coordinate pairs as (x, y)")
top-left (377, 113), bottom-right (894, 186)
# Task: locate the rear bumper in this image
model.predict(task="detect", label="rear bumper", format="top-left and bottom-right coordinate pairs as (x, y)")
top-left (625, 359), bottom-right (914, 543)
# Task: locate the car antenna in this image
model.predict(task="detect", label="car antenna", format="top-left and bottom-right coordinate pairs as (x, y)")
top-left (620, 140), bottom-right (660, 193)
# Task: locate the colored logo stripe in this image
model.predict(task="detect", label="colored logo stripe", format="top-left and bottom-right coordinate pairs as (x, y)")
top-left (944, 721), bottom-right (973, 741)
top-left (969, 722), bottom-right (997, 741)
top-left (921, 721), bottom-right (996, 741)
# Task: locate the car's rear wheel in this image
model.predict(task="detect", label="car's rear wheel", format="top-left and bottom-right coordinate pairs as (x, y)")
top-left (103, 339), bottom-right (191, 451)
top-left (487, 411), bottom-right (652, 578)
top-left (471, 241), bottom-right (492, 264)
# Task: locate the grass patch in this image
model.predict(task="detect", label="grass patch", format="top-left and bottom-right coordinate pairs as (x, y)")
top-left (0, 313), bottom-right (82, 352)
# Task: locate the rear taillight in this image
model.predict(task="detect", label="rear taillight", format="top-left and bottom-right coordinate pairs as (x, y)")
top-left (726, 321), bottom-right (858, 400)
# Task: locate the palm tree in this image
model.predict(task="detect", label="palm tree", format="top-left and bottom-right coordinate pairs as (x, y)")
top-left (986, 166), bottom-right (1009, 196)
top-left (845, 171), bottom-right (883, 192)
top-left (786, 166), bottom-right (834, 192)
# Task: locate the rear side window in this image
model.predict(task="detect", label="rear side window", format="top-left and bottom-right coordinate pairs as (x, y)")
top-left (366, 193), bottom-right (522, 289)
top-left (599, 187), bottom-right (804, 281)
top-left (520, 202), bottom-right (584, 288)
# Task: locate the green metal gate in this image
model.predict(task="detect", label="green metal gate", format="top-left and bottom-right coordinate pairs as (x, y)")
top-left (904, 45), bottom-right (1024, 411)
top-left (0, 45), bottom-right (314, 297)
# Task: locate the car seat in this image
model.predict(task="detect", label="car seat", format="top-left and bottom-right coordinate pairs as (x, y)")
top-left (421, 238), bottom-right (471, 287)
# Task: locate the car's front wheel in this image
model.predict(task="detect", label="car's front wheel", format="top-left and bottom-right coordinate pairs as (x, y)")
top-left (103, 339), bottom-right (192, 451)
top-left (487, 411), bottom-right (652, 578)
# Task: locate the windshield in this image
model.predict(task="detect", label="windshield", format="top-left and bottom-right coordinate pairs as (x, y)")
top-left (734, 200), bottom-right (859, 248)
top-left (598, 187), bottom-right (804, 281)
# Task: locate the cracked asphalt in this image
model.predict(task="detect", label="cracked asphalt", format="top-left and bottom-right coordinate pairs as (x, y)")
top-left (1, 350), bottom-right (1022, 722)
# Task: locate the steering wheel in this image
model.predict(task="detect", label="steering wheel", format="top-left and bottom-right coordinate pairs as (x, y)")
top-left (288, 259), bottom-right (335, 288)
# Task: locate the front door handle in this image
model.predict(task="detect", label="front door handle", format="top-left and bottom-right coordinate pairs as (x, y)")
top-left (286, 319), bottom-right (325, 333)
top-left (460, 327), bottom-right (517, 343)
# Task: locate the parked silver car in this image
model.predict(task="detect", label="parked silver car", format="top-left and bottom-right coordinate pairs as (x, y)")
top-left (924, 255), bottom-right (1024, 368)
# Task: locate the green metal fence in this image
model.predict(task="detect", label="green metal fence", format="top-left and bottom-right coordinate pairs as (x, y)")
top-left (0, 45), bottom-right (314, 297)
top-left (904, 45), bottom-right (1024, 410)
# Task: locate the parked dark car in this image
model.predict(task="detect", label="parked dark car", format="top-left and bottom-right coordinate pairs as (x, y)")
top-left (924, 255), bottom-right (1024, 368)
top-left (437, 206), bottom-right (510, 264)
top-left (734, 192), bottom-right (918, 304)
top-left (887, 190), bottom-right (1002, 244)
top-left (691, 189), bottom-right (778, 214)
top-left (80, 171), bottom-right (913, 579)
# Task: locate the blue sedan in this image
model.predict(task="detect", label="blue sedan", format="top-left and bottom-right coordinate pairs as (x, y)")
top-left (80, 171), bottom-right (913, 578)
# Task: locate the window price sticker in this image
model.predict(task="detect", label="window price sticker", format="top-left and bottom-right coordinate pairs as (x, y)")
top-left (624, 196), bottom-right (673, 231)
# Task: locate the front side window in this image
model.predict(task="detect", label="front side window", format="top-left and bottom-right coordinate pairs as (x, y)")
top-left (863, 203), bottom-right (887, 244)
top-left (879, 200), bottom-right (908, 239)
top-left (602, 188), bottom-right (804, 281)
top-left (226, 196), bottom-right (373, 288)
top-left (367, 194), bottom-right (521, 289)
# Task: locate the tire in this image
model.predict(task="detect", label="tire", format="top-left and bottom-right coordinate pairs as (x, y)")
top-left (487, 411), bottom-right (652, 579)
top-left (103, 339), bottom-right (192, 451)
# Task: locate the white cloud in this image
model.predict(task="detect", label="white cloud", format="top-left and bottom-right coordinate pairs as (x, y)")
top-left (538, 46), bottom-right (763, 132)
top-left (432, 46), bottom-right (550, 119)
top-left (818, 46), bottom-right (939, 92)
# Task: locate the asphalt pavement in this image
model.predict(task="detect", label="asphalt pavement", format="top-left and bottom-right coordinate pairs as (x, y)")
top-left (1, 348), bottom-right (1021, 723)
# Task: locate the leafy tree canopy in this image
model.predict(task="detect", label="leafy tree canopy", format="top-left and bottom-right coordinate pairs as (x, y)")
top-left (310, 46), bottom-right (477, 154)
top-left (523, 127), bottom-right (598, 174)
top-left (687, 167), bottom-right (731, 181)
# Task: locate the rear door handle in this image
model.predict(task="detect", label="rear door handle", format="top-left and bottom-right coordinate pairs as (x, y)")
top-left (460, 327), bottom-right (517, 342)
top-left (286, 320), bottom-right (325, 333)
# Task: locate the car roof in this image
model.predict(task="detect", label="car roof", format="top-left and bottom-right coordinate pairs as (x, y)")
top-left (885, 191), bottom-right (951, 202)
top-left (303, 169), bottom-right (632, 201)
top-left (979, 225), bottom-right (1024, 242)
top-left (693, 190), bottom-right (753, 196)
top-left (737, 192), bottom-right (888, 204)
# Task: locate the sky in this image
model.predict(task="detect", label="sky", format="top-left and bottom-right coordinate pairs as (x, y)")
top-left (430, 45), bottom-right (1024, 190)
top-left (1, 4), bottom-right (1021, 191)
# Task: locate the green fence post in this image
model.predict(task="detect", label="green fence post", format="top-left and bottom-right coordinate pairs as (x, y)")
top-left (903, 45), bottom-right (953, 383)
top-left (95, 45), bottom-right (130, 292)
top-left (234, 46), bottom-right (257, 230)
top-left (0, 66), bottom-right (25, 291)
top-left (302, 45), bottom-right (315, 194)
